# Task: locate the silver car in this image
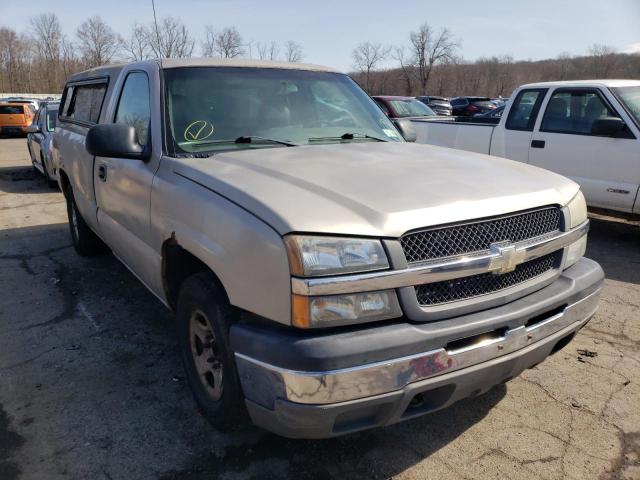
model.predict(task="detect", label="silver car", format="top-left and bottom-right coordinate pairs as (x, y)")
top-left (27, 102), bottom-right (59, 187)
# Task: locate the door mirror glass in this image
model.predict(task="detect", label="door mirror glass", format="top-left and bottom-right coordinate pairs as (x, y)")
top-left (591, 117), bottom-right (625, 136)
top-left (393, 118), bottom-right (417, 142)
top-left (25, 124), bottom-right (40, 134)
top-left (85, 123), bottom-right (147, 160)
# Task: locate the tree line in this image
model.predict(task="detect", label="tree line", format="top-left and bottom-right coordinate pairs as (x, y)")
top-left (1, 14), bottom-right (638, 97)
top-left (351, 24), bottom-right (640, 98)
top-left (0, 13), bottom-right (304, 93)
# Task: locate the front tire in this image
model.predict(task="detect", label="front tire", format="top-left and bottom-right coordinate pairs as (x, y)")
top-left (176, 272), bottom-right (247, 431)
top-left (65, 188), bottom-right (106, 256)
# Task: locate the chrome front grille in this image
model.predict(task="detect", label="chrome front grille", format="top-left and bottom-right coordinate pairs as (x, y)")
top-left (400, 207), bottom-right (562, 264)
top-left (415, 251), bottom-right (561, 306)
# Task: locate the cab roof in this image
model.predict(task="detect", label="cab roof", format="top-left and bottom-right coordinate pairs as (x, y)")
top-left (67, 58), bottom-right (340, 83)
top-left (519, 79), bottom-right (640, 89)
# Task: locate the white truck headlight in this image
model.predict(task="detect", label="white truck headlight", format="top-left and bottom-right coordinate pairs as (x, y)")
top-left (567, 190), bottom-right (587, 229)
top-left (292, 290), bottom-right (402, 328)
top-left (284, 235), bottom-right (389, 277)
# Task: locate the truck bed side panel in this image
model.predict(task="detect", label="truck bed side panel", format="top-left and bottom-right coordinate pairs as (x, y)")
top-left (412, 120), bottom-right (494, 155)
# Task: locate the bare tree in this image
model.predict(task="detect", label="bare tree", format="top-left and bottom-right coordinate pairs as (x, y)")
top-left (555, 52), bottom-right (574, 80)
top-left (393, 46), bottom-right (414, 95)
top-left (0, 28), bottom-right (24, 91)
top-left (352, 42), bottom-right (390, 92)
top-left (123, 23), bottom-right (150, 61)
top-left (284, 40), bottom-right (303, 62)
top-left (213, 27), bottom-right (244, 58)
top-left (476, 55), bottom-right (513, 96)
top-left (76, 16), bottom-right (121, 67)
top-left (30, 13), bottom-right (63, 90)
top-left (409, 24), bottom-right (458, 94)
top-left (201, 25), bottom-right (216, 57)
top-left (60, 35), bottom-right (78, 79)
top-left (257, 41), bottom-right (279, 60)
top-left (146, 17), bottom-right (194, 59)
top-left (588, 44), bottom-right (618, 77)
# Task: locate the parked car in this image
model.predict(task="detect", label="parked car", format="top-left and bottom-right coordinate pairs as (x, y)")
top-left (474, 104), bottom-right (505, 118)
top-left (372, 95), bottom-right (437, 120)
top-left (5, 97), bottom-right (41, 110)
top-left (0, 102), bottom-right (36, 136)
top-left (54, 59), bottom-right (602, 439)
top-left (415, 96), bottom-right (452, 115)
top-left (27, 102), bottom-right (59, 187)
top-left (450, 96), bottom-right (496, 116)
top-left (412, 80), bottom-right (640, 215)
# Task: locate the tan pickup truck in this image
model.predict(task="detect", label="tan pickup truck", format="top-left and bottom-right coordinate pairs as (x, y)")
top-left (53, 59), bottom-right (603, 438)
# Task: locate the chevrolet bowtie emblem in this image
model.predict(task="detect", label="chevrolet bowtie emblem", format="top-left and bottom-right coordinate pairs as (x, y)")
top-left (489, 241), bottom-right (525, 274)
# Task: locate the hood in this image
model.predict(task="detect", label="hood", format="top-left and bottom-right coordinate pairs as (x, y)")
top-left (169, 142), bottom-right (579, 237)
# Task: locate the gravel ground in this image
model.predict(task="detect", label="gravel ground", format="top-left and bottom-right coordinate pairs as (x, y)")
top-left (1, 137), bottom-right (639, 480)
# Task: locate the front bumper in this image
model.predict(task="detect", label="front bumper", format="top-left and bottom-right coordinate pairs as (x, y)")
top-left (232, 258), bottom-right (603, 438)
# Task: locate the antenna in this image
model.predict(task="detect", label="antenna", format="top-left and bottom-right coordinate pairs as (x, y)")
top-left (151, 0), bottom-right (163, 67)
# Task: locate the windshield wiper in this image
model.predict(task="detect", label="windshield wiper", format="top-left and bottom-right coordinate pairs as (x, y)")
top-left (234, 136), bottom-right (297, 147)
top-left (308, 132), bottom-right (388, 143)
top-left (182, 136), bottom-right (297, 148)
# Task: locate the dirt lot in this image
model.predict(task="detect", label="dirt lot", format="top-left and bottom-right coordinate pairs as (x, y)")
top-left (0, 137), bottom-right (639, 480)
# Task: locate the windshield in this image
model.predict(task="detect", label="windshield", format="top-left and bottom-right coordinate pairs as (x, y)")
top-left (612, 86), bottom-right (640, 126)
top-left (389, 99), bottom-right (436, 117)
top-left (0, 105), bottom-right (24, 115)
top-left (164, 67), bottom-right (402, 154)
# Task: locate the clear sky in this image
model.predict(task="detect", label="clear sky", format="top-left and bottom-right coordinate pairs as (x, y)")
top-left (3, 0), bottom-right (640, 71)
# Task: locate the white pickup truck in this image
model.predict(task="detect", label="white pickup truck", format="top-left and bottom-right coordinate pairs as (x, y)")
top-left (413, 80), bottom-right (640, 215)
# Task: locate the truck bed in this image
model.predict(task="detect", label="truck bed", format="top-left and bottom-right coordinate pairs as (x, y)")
top-left (411, 116), bottom-right (500, 155)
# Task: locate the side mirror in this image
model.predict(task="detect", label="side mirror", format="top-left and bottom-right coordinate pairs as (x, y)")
top-left (591, 117), bottom-right (625, 137)
top-left (394, 118), bottom-right (417, 142)
top-left (85, 124), bottom-right (148, 160)
top-left (25, 124), bottom-right (40, 134)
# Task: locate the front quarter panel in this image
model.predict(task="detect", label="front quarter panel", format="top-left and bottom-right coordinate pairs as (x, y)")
top-left (151, 158), bottom-right (293, 325)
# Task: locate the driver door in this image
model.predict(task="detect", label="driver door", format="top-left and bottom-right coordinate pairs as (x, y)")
top-left (93, 65), bottom-right (163, 292)
top-left (528, 87), bottom-right (639, 212)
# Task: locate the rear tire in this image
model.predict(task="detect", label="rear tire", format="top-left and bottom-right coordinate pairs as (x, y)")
top-left (65, 188), bottom-right (106, 256)
top-left (176, 272), bottom-right (248, 431)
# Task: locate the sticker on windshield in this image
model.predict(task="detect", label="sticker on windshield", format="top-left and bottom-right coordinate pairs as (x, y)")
top-left (184, 120), bottom-right (214, 142)
top-left (383, 128), bottom-right (400, 139)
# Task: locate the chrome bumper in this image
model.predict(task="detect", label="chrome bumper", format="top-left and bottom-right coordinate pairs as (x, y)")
top-left (235, 285), bottom-right (600, 405)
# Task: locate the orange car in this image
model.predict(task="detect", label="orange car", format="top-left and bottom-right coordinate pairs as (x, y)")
top-left (0, 102), bottom-right (36, 136)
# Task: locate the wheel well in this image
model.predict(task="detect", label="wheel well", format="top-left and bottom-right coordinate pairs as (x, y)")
top-left (162, 239), bottom-right (228, 310)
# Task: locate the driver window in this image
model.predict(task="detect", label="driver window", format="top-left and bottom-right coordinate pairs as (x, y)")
top-left (540, 89), bottom-right (616, 135)
top-left (115, 72), bottom-right (151, 146)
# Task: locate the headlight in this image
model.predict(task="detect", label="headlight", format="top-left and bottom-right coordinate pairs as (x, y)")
top-left (564, 190), bottom-right (588, 268)
top-left (292, 290), bottom-right (402, 328)
top-left (567, 190), bottom-right (587, 229)
top-left (284, 235), bottom-right (389, 277)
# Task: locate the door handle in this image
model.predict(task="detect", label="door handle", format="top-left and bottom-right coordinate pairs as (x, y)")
top-left (531, 140), bottom-right (545, 149)
top-left (98, 165), bottom-right (107, 182)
